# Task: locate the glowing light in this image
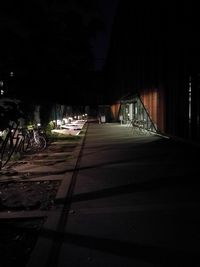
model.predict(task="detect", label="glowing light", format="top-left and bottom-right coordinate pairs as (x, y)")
top-left (56, 120), bottom-right (62, 126)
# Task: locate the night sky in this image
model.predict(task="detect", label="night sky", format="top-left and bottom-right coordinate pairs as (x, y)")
top-left (91, 0), bottom-right (119, 71)
top-left (0, 0), bottom-right (119, 105)
top-left (2, 1), bottom-right (198, 106)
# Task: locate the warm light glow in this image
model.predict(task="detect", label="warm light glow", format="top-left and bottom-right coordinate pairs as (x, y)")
top-left (111, 102), bottom-right (120, 121)
top-left (140, 88), bottom-right (158, 125)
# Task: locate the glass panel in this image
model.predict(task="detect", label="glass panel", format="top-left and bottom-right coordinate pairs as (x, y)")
top-left (120, 95), bottom-right (157, 132)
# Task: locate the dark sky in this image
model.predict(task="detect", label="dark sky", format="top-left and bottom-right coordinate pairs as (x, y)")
top-left (0, 0), bottom-right (119, 104)
top-left (91, 0), bottom-right (119, 71)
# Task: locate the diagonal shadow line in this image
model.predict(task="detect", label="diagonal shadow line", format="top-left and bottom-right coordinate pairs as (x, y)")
top-left (54, 174), bottom-right (200, 204)
top-left (11, 154), bottom-right (165, 178)
top-left (40, 228), bottom-right (200, 265)
top-left (66, 153), bottom-right (167, 173)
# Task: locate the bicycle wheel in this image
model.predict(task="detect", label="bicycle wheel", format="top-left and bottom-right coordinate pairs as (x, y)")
top-left (0, 123), bottom-right (21, 168)
top-left (0, 135), bottom-right (16, 168)
top-left (34, 136), bottom-right (47, 151)
top-left (22, 133), bottom-right (32, 153)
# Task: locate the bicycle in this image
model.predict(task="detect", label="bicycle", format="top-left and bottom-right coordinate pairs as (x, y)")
top-left (0, 122), bottom-right (20, 169)
top-left (24, 127), bottom-right (47, 153)
top-left (0, 124), bottom-right (47, 169)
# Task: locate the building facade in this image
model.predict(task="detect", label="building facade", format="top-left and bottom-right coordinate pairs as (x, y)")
top-left (105, 0), bottom-right (200, 142)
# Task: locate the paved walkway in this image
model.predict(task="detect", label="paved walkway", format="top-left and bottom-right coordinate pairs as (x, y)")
top-left (28, 123), bottom-right (200, 267)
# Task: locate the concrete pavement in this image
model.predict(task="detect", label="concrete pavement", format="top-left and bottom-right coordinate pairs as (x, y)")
top-left (27, 123), bottom-right (200, 267)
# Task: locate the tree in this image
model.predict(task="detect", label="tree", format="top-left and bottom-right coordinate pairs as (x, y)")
top-left (0, 97), bottom-right (22, 130)
top-left (0, 0), bottom-right (105, 103)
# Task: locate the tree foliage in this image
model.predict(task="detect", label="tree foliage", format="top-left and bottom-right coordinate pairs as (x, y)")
top-left (0, 0), bottom-right (105, 103)
top-left (0, 98), bottom-right (22, 130)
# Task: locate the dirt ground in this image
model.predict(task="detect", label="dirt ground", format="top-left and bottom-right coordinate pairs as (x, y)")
top-left (0, 134), bottom-right (82, 267)
top-left (0, 179), bottom-right (60, 267)
top-left (0, 217), bottom-right (45, 267)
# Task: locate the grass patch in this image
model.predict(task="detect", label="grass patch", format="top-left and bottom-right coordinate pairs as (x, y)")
top-left (47, 133), bottom-right (82, 142)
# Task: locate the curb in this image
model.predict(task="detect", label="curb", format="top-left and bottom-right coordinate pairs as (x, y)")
top-left (26, 123), bottom-right (89, 267)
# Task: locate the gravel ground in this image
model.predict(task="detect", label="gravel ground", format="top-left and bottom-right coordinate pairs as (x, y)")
top-left (0, 180), bottom-right (60, 267)
top-left (0, 134), bottom-right (84, 267)
top-left (0, 218), bottom-right (45, 267)
top-left (0, 180), bottom-right (60, 211)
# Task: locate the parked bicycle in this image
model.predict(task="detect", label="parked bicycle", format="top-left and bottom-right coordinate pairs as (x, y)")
top-left (23, 127), bottom-right (47, 153)
top-left (0, 123), bottom-right (47, 169)
top-left (0, 122), bottom-right (19, 169)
